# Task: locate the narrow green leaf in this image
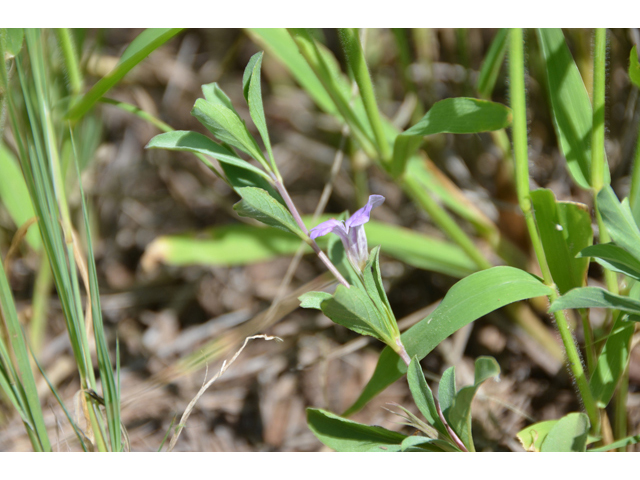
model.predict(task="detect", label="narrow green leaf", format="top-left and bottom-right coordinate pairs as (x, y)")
top-left (233, 187), bottom-right (305, 238)
top-left (66, 29), bottom-right (183, 120)
top-left (191, 99), bottom-right (267, 168)
top-left (344, 266), bottom-right (553, 415)
top-left (536, 28), bottom-right (610, 189)
top-left (477, 29), bottom-right (509, 100)
top-left (393, 98), bottom-right (511, 175)
top-left (245, 52), bottom-right (275, 167)
top-left (438, 367), bottom-right (457, 419)
top-left (597, 186), bottom-right (640, 261)
top-left (306, 408), bottom-right (406, 452)
top-left (541, 412), bottom-right (589, 452)
top-left (145, 130), bottom-right (271, 182)
top-left (0, 144), bottom-right (41, 250)
top-left (630, 45), bottom-right (640, 89)
top-left (589, 434), bottom-right (640, 452)
top-left (578, 243), bottom-right (640, 282)
top-left (517, 420), bottom-right (559, 452)
top-left (446, 357), bottom-right (500, 451)
top-left (549, 286), bottom-right (640, 315)
top-left (201, 82), bottom-right (237, 111)
top-left (589, 314), bottom-right (634, 408)
top-left (320, 285), bottom-right (389, 343)
top-left (531, 189), bottom-right (592, 293)
top-left (299, 291), bottom-right (332, 310)
top-left (407, 357), bottom-right (445, 433)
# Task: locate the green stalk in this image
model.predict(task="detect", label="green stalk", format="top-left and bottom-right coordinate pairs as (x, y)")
top-left (402, 175), bottom-right (492, 270)
top-left (509, 28), bottom-right (600, 433)
top-left (338, 28), bottom-right (391, 163)
top-left (54, 28), bottom-right (83, 95)
top-left (29, 256), bottom-right (52, 355)
top-left (628, 120), bottom-right (640, 212)
top-left (288, 29), bottom-right (378, 159)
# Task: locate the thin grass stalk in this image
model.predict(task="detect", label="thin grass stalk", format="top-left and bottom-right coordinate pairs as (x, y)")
top-left (287, 29), bottom-right (378, 159)
top-left (628, 118), bottom-right (640, 209)
top-left (29, 256), bottom-right (52, 354)
top-left (0, 255), bottom-right (51, 451)
top-left (54, 28), bottom-right (83, 95)
top-left (338, 28), bottom-right (391, 163)
top-left (509, 28), bottom-right (600, 433)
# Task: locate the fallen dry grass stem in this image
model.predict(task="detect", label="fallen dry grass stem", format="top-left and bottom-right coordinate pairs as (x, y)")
top-left (166, 334), bottom-right (282, 452)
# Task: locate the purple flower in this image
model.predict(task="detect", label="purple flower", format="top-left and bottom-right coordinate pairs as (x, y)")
top-left (309, 195), bottom-right (385, 271)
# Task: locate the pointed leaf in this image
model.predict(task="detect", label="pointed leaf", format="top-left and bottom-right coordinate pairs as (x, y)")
top-left (146, 131), bottom-right (271, 181)
top-left (299, 291), bottom-right (332, 310)
top-left (549, 286), bottom-right (640, 316)
top-left (517, 420), bottom-right (559, 452)
top-left (578, 243), bottom-right (640, 282)
top-left (344, 266), bottom-right (553, 415)
top-left (201, 82), bottom-right (236, 111)
top-left (306, 408), bottom-right (406, 452)
top-left (233, 187), bottom-right (305, 239)
top-left (243, 52), bottom-right (274, 165)
top-left (537, 28), bottom-right (609, 189)
top-left (597, 186), bottom-right (640, 261)
top-left (407, 357), bottom-right (446, 434)
top-left (191, 99), bottom-right (267, 166)
top-left (541, 412), bottom-right (589, 452)
top-left (531, 189), bottom-right (592, 293)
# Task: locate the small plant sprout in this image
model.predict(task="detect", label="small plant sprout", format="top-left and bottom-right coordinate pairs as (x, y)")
top-left (310, 194), bottom-right (385, 272)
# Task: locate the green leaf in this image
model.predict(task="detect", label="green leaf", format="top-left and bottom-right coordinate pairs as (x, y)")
top-left (233, 187), bottom-right (305, 239)
top-left (630, 45), bottom-right (640, 89)
top-left (306, 408), bottom-right (406, 452)
top-left (142, 224), bottom-right (313, 269)
top-left (242, 52), bottom-right (274, 166)
top-left (201, 82), bottom-right (237, 111)
top-left (477, 28), bottom-right (509, 100)
top-left (1, 28), bottom-right (24, 58)
top-left (589, 314), bottom-right (634, 408)
top-left (320, 284), bottom-right (390, 343)
top-left (299, 291), bottom-right (332, 310)
top-left (344, 266), bottom-right (553, 415)
top-left (407, 357), bottom-right (446, 433)
top-left (399, 436), bottom-right (450, 452)
top-left (531, 189), bottom-right (592, 294)
top-left (549, 286), bottom-right (640, 316)
top-left (361, 246), bottom-right (399, 339)
top-left (536, 28), bottom-right (610, 189)
top-left (246, 28), bottom-right (337, 117)
top-left (393, 98), bottom-right (512, 175)
top-left (446, 357), bottom-right (500, 451)
top-left (578, 243), bottom-right (640, 282)
top-left (0, 144), bottom-right (41, 250)
top-left (541, 412), bottom-right (589, 452)
top-left (66, 29), bottom-right (183, 120)
top-left (191, 99), bottom-right (267, 167)
top-left (589, 434), bottom-right (640, 452)
top-left (517, 420), bottom-right (559, 452)
top-left (146, 131), bottom-right (272, 182)
top-left (438, 367), bottom-right (457, 419)
top-left (597, 186), bottom-right (640, 261)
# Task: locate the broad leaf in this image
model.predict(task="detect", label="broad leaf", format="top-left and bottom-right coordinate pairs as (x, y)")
top-left (201, 82), bottom-right (236, 111)
top-left (536, 28), bottom-right (610, 189)
top-left (233, 187), bottom-right (305, 239)
top-left (66, 29), bottom-right (183, 120)
top-left (1, 28), bottom-right (24, 58)
top-left (393, 98), bottom-right (512, 175)
top-left (531, 189), bottom-right (592, 293)
top-left (541, 412), bottom-right (589, 452)
top-left (517, 420), bottom-right (559, 452)
top-left (344, 266), bottom-right (554, 415)
top-left (306, 408), bottom-right (406, 452)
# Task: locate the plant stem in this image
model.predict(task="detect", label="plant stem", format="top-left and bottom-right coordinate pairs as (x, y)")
top-left (338, 28), bottom-right (391, 164)
top-left (55, 28), bottom-right (83, 95)
top-left (273, 177), bottom-right (350, 289)
top-left (509, 28), bottom-right (600, 433)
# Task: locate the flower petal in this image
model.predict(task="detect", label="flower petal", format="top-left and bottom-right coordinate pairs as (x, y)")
top-left (309, 218), bottom-right (347, 240)
top-left (345, 194), bottom-right (385, 228)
